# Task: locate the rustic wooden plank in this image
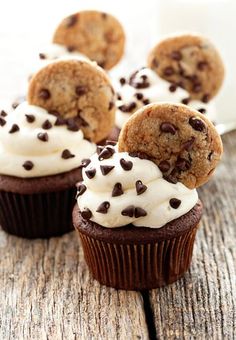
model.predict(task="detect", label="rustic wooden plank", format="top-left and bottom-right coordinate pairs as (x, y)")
top-left (150, 131), bottom-right (236, 339)
top-left (0, 230), bottom-right (149, 340)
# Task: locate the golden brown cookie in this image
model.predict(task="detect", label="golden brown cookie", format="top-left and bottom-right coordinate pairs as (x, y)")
top-left (53, 10), bottom-right (125, 70)
top-left (27, 59), bottom-right (115, 143)
top-left (118, 103), bottom-right (223, 189)
top-left (147, 33), bottom-right (224, 101)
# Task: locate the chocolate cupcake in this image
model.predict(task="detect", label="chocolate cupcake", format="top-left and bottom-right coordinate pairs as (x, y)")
top-left (0, 102), bottom-right (96, 238)
top-left (73, 103), bottom-right (223, 290)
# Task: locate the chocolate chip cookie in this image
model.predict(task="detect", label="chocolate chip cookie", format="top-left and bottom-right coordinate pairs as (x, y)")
top-left (147, 33), bottom-right (224, 101)
top-left (118, 103), bottom-right (223, 188)
top-left (53, 10), bottom-right (125, 70)
top-left (27, 59), bottom-right (115, 143)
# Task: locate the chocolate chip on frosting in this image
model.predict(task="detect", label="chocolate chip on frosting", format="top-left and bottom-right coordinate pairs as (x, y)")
top-left (120, 158), bottom-right (133, 171)
top-left (0, 110), bottom-right (7, 117)
top-left (61, 149), bottom-right (75, 159)
top-left (169, 198), bottom-right (181, 209)
top-left (112, 183), bottom-right (123, 197)
top-left (160, 122), bottom-right (177, 135)
top-left (100, 165), bottom-right (115, 176)
top-left (79, 158), bottom-right (91, 168)
top-left (121, 205), bottom-right (135, 217)
top-left (25, 114), bottom-right (35, 123)
top-left (189, 117), bottom-right (205, 131)
top-left (38, 89), bottom-right (51, 100)
top-left (67, 119), bottom-right (80, 132)
top-left (119, 77), bottom-right (126, 85)
top-left (169, 84), bottom-right (177, 92)
top-left (54, 117), bottom-right (66, 126)
top-left (105, 140), bottom-right (117, 146)
top-left (23, 160), bottom-right (34, 171)
top-left (39, 53), bottom-right (46, 60)
top-left (9, 124), bottom-right (20, 134)
top-left (0, 117), bottom-right (6, 126)
top-left (42, 120), bottom-right (52, 130)
top-left (96, 201), bottom-right (110, 214)
top-left (135, 180), bottom-right (147, 195)
top-left (134, 207), bottom-right (147, 218)
top-left (198, 108), bottom-right (206, 114)
top-left (135, 93), bottom-right (143, 100)
top-left (97, 145), bottom-right (104, 154)
top-left (181, 98), bottom-right (190, 105)
top-left (37, 132), bottom-right (49, 142)
top-left (98, 146), bottom-right (115, 161)
top-left (81, 208), bottom-right (92, 220)
top-left (142, 99), bottom-right (150, 105)
top-left (158, 160), bottom-right (171, 173)
top-left (76, 183), bottom-right (87, 197)
top-left (85, 168), bottom-right (96, 179)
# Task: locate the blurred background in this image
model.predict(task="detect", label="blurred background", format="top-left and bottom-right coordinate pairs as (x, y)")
top-left (0, 0), bottom-right (235, 122)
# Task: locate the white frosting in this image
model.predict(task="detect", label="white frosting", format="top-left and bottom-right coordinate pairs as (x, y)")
top-left (114, 67), bottom-right (217, 129)
top-left (0, 102), bottom-right (96, 178)
top-left (77, 149), bottom-right (198, 228)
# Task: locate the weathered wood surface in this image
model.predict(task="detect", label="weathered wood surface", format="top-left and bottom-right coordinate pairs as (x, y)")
top-left (150, 131), bottom-right (236, 339)
top-left (0, 132), bottom-right (235, 340)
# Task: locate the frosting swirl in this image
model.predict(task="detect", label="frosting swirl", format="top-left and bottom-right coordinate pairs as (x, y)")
top-left (0, 102), bottom-right (96, 178)
top-left (114, 67), bottom-right (216, 129)
top-left (77, 146), bottom-right (198, 228)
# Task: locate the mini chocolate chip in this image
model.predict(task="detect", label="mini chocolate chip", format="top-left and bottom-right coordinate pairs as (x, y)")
top-left (176, 158), bottom-right (191, 171)
top-left (75, 86), bottom-right (86, 96)
top-left (79, 158), bottom-right (91, 168)
top-left (85, 168), bottom-right (96, 179)
top-left (54, 117), bottom-right (66, 126)
top-left (66, 14), bottom-right (77, 28)
top-left (169, 198), bottom-right (181, 209)
top-left (76, 184), bottom-right (87, 197)
top-left (135, 180), bottom-right (147, 195)
top-left (100, 165), bottom-right (115, 176)
top-left (25, 114), bottom-right (35, 123)
top-left (81, 208), bottom-right (92, 220)
top-left (158, 160), bottom-right (171, 173)
top-left (0, 117), bottom-right (6, 126)
top-left (169, 84), bottom-right (177, 92)
top-left (49, 110), bottom-right (60, 116)
top-left (133, 81), bottom-right (150, 89)
top-left (9, 124), bottom-right (19, 134)
top-left (112, 183), bottom-right (124, 197)
top-left (120, 158), bottom-right (133, 171)
top-left (119, 77), bottom-right (126, 85)
top-left (67, 119), bottom-right (80, 132)
top-left (142, 99), bottom-right (150, 105)
top-left (192, 83), bottom-right (202, 93)
top-left (163, 66), bottom-right (174, 76)
top-left (182, 137), bottom-right (195, 151)
top-left (98, 147), bottom-right (115, 161)
top-left (61, 149), bottom-right (75, 159)
top-left (117, 93), bottom-right (122, 100)
top-left (189, 117), bottom-right (205, 131)
top-left (39, 89), bottom-right (50, 100)
top-left (202, 94), bottom-right (210, 103)
top-left (208, 151), bottom-right (214, 161)
top-left (164, 174), bottom-right (178, 184)
top-left (109, 101), bottom-right (114, 110)
top-left (197, 61), bottom-right (208, 71)
top-left (105, 140), bottom-right (117, 146)
top-left (96, 201), bottom-right (110, 214)
top-left (42, 120), bottom-right (52, 130)
top-left (121, 205), bottom-right (135, 217)
top-left (171, 50), bottom-right (182, 61)
top-left (152, 58), bottom-right (159, 68)
top-left (135, 207), bottom-right (147, 218)
top-left (135, 93), bottom-right (143, 100)
top-left (0, 110), bottom-right (7, 117)
top-left (181, 97), bottom-right (190, 105)
top-left (37, 132), bottom-right (48, 142)
top-left (198, 108), bottom-right (206, 114)
top-left (160, 122), bottom-right (177, 135)
top-left (23, 160), bottom-right (34, 171)
top-left (128, 151), bottom-right (150, 160)
top-left (39, 53), bottom-right (46, 59)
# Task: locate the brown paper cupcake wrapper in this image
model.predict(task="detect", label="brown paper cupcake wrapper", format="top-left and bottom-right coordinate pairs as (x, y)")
top-left (0, 188), bottom-right (76, 239)
top-left (77, 225), bottom-right (198, 290)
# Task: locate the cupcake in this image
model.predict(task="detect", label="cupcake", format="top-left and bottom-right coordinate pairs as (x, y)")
top-left (0, 58), bottom-right (115, 238)
top-left (73, 103), bottom-right (223, 290)
top-left (109, 33), bottom-right (224, 141)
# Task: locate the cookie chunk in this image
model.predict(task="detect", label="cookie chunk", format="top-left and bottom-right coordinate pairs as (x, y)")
top-left (147, 33), bottom-right (224, 101)
top-left (118, 103), bottom-right (223, 189)
top-left (53, 10), bottom-right (125, 70)
top-left (27, 59), bottom-right (115, 143)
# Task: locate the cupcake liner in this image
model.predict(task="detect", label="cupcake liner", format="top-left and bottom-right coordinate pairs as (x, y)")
top-left (77, 224), bottom-right (199, 290)
top-left (0, 187), bottom-right (77, 238)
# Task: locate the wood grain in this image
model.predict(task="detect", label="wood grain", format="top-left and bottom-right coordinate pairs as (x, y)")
top-left (150, 131), bottom-right (236, 339)
top-left (0, 231), bottom-right (148, 339)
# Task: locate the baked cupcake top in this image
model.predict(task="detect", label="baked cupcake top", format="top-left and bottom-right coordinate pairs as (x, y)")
top-left (114, 67), bottom-right (217, 129)
top-left (0, 102), bottom-right (96, 178)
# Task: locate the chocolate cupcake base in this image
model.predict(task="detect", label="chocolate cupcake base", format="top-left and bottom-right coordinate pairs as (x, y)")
top-left (73, 201), bottom-right (203, 290)
top-left (0, 168), bottom-right (82, 239)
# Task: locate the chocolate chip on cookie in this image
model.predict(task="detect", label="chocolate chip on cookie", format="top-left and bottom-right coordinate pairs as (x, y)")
top-left (118, 103), bottom-right (223, 189)
top-left (27, 59), bottom-right (115, 143)
top-left (147, 33), bottom-right (224, 100)
top-left (53, 10), bottom-right (125, 70)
